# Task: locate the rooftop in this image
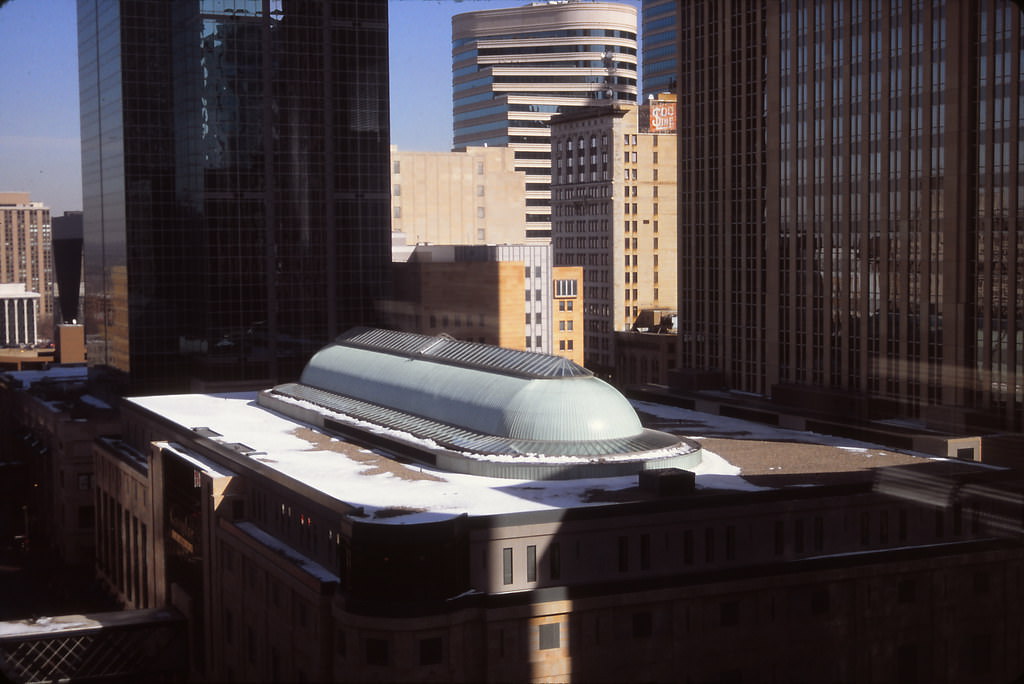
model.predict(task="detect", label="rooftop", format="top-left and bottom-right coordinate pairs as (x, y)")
top-left (127, 391), bottom-right (985, 525)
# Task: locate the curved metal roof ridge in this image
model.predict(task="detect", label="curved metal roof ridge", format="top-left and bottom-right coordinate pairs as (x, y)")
top-left (335, 327), bottom-right (592, 380)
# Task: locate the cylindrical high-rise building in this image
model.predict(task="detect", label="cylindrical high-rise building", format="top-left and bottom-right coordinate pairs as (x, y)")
top-left (452, 1), bottom-right (638, 241)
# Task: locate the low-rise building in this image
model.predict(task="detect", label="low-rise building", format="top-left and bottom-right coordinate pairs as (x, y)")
top-left (383, 243), bottom-right (584, 363)
top-left (84, 329), bottom-right (1024, 682)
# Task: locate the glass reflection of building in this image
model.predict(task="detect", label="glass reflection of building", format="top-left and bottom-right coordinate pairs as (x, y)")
top-left (641, 0), bottom-right (678, 100)
top-left (677, 1), bottom-right (1024, 431)
top-left (78, 0), bottom-right (391, 394)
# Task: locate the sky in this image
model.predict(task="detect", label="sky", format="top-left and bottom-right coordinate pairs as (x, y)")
top-left (0, 0), bottom-right (640, 218)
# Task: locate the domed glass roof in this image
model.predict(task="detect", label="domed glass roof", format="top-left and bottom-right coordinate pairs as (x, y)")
top-left (262, 328), bottom-right (699, 479)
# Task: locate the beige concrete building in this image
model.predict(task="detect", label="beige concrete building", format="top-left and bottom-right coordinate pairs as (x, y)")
top-left (0, 193), bottom-right (52, 340)
top-left (390, 146), bottom-right (527, 246)
top-left (452, 2), bottom-right (639, 241)
top-left (550, 98), bottom-right (678, 376)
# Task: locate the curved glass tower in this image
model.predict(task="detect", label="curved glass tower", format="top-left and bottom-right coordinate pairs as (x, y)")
top-left (452, 2), bottom-right (638, 241)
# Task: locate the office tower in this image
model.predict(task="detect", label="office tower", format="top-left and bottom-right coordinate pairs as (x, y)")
top-left (390, 146), bottom-right (527, 246)
top-left (452, 1), bottom-right (638, 242)
top-left (551, 98), bottom-right (677, 375)
top-left (52, 211), bottom-right (84, 325)
top-left (641, 0), bottom-right (678, 99)
top-left (0, 193), bottom-right (52, 339)
top-left (676, 1), bottom-right (1024, 432)
top-left (77, 1), bottom-right (391, 393)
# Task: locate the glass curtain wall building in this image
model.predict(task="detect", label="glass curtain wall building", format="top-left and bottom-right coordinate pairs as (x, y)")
top-left (77, 0), bottom-right (391, 394)
top-left (676, 0), bottom-right (1024, 432)
top-left (641, 0), bottom-right (678, 99)
top-left (452, 2), bottom-right (638, 241)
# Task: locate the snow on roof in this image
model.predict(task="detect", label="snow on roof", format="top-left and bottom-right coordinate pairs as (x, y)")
top-left (236, 521), bottom-right (339, 584)
top-left (3, 365), bottom-right (87, 388)
top-left (129, 393), bottom-right (753, 524)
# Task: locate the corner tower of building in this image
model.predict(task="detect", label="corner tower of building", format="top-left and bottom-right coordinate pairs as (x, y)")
top-left (452, 1), bottom-right (638, 242)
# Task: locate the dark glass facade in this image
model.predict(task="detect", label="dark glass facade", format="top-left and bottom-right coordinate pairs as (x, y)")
top-left (78, 0), bottom-right (391, 393)
top-left (677, 0), bottom-right (1024, 431)
top-left (641, 0), bottom-right (678, 99)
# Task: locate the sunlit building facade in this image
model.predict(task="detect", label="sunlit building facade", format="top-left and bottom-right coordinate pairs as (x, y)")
top-left (551, 99), bottom-right (678, 376)
top-left (452, 2), bottom-right (639, 241)
top-left (676, 0), bottom-right (1024, 431)
top-left (77, 0), bottom-right (391, 393)
top-left (0, 193), bottom-right (52, 339)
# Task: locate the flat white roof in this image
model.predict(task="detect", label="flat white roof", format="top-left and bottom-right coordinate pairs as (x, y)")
top-left (129, 392), bottom-right (749, 524)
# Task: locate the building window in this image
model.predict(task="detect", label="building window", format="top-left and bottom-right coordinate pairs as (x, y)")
top-left (335, 629), bottom-right (346, 660)
top-left (526, 313), bottom-right (532, 324)
top-left (476, 161), bottom-right (484, 174)
top-left (477, 206), bottom-right (485, 218)
top-left (549, 543), bottom-right (560, 580)
top-left (393, 160), bottom-right (400, 174)
top-left (566, 340), bottom-right (573, 350)
top-left (366, 638), bottom-right (390, 666)
top-left (538, 623), bottom-right (560, 650)
top-left (419, 637), bottom-right (443, 666)
top-left (393, 206), bottom-right (401, 219)
top-left (720, 601), bottom-right (739, 627)
top-left (632, 611), bottom-right (653, 638)
top-left (640, 533), bottom-right (650, 570)
top-left (555, 279), bottom-right (578, 297)
top-left (527, 545), bottom-right (537, 582)
top-left (393, 184), bottom-right (401, 196)
top-left (559, 340), bottom-right (566, 351)
top-left (525, 337), bottom-right (531, 349)
top-left (502, 547), bottom-right (513, 584)
top-left (617, 536), bottom-right (629, 572)
top-left (476, 185), bottom-right (485, 197)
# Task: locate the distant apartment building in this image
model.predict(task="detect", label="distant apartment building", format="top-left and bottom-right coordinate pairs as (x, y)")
top-left (641, 0), bottom-right (678, 99)
top-left (390, 146), bottom-right (527, 245)
top-left (382, 243), bottom-right (584, 363)
top-left (0, 193), bottom-right (52, 338)
top-left (0, 284), bottom-right (40, 347)
top-left (550, 97), bottom-right (678, 376)
top-left (674, 0), bottom-right (1024, 433)
top-left (452, 1), bottom-right (639, 241)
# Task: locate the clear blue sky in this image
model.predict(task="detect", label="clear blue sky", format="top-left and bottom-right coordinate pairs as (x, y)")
top-left (0, 0), bottom-right (639, 217)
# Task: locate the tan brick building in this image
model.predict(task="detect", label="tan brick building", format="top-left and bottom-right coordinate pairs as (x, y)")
top-left (0, 193), bottom-right (52, 340)
top-left (390, 146), bottom-right (527, 246)
top-left (382, 243), bottom-right (584, 364)
top-left (550, 98), bottom-right (678, 376)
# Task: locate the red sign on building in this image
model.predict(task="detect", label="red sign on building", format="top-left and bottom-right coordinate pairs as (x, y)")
top-left (649, 102), bottom-right (677, 133)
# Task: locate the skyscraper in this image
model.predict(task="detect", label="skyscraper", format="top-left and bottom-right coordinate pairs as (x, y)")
top-left (641, 0), bottom-right (678, 100)
top-left (452, 1), bottom-right (638, 241)
top-left (77, 0), bottom-right (391, 393)
top-left (675, 1), bottom-right (1024, 432)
